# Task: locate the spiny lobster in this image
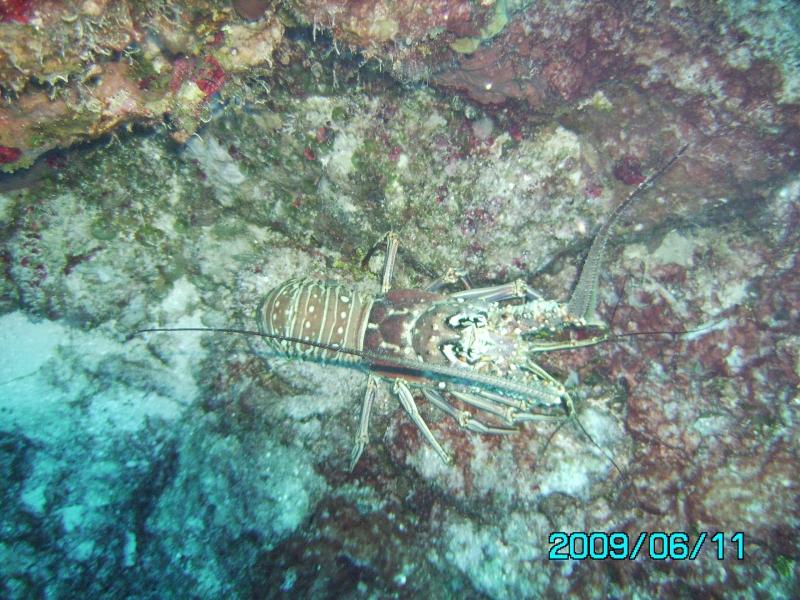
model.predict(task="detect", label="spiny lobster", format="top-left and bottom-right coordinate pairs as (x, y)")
top-left (135, 144), bottom-right (688, 470)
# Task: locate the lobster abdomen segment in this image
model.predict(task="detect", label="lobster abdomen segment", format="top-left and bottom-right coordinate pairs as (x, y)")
top-left (256, 278), bottom-right (374, 362)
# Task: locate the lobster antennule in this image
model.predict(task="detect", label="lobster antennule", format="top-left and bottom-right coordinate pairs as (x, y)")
top-left (567, 143), bottom-right (689, 323)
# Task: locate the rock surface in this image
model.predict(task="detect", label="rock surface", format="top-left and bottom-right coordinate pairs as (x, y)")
top-left (0, 1), bottom-right (798, 597)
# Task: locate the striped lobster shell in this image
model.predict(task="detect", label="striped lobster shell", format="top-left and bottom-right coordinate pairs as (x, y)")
top-left (257, 278), bottom-right (375, 363)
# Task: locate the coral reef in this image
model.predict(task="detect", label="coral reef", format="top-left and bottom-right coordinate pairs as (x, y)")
top-left (0, 0), bottom-right (283, 169)
top-left (0, 0), bottom-right (799, 597)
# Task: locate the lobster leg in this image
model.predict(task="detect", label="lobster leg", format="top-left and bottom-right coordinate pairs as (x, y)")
top-left (422, 389), bottom-right (518, 435)
top-left (380, 232), bottom-right (399, 293)
top-left (450, 389), bottom-right (567, 425)
top-left (449, 389), bottom-right (527, 417)
top-left (425, 268), bottom-right (472, 292)
top-left (394, 379), bottom-right (453, 464)
top-left (349, 373), bottom-right (379, 470)
top-left (448, 279), bottom-right (542, 302)
top-left (363, 231), bottom-right (400, 293)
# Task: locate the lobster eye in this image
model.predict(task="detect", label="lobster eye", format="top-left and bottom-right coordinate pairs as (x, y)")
top-left (446, 309), bottom-right (488, 329)
top-left (441, 342), bottom-right (479, 365)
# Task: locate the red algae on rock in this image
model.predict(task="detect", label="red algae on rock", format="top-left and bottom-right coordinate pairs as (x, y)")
top-left (0, 0), bottom-right (32, 24)
top-left (613, 155), bottom-right (645, 186)
top-left (0, 145), bottom-right (22, 163)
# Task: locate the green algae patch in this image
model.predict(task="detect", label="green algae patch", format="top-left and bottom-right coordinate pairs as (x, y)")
top-left (91, 219), bottom-right (118, 241)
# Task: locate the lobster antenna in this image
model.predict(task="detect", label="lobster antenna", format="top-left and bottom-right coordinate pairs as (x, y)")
top-left (567, 143), bottom-right (689, 323)
top-left (571, 412), bottom-right (626, 479)
top-left (129, 326), bottom-right (559, 402)
top-left (538, 399), bottom-right (626, 481)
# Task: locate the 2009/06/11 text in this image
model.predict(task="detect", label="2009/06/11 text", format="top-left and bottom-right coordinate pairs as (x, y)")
top-left (548, 531), bottom-right (745, 561)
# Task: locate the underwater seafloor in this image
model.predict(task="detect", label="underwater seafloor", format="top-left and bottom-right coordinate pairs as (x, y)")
top-left (1, 1), bottom-right (799, 598)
